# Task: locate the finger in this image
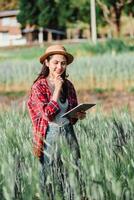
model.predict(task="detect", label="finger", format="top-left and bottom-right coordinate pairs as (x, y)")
top-left (56, 75), bottom-right (62, 79)
top-left (77, 111), bottom-right (86, 116)
top-left (80, 115), bottom-right (86, 120)
top-left (80, 110), bottom-right (86, 114)
top-left (59, 78), bottom-right (64, 83)
top-left (56, 76), bottom-right (63, 81)
top-left (78, 112), bottom-right (86, 119)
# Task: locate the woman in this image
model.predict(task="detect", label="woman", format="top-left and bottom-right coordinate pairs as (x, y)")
top-left (27, 45), bottom-right (86, 199)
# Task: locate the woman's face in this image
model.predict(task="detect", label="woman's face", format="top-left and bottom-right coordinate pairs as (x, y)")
top-left (46, 54), bottom-right (67, 77)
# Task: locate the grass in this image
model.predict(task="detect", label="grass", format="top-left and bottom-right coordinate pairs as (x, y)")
top-left (129, 87), bottom-right (134, 93)
top-left (0, 91), bottom-right (26, 98)
top-left (0, 39), bottom-right (134, 93)
top-left (0, 40), bottom-right (134, 199)
top-left (0, 52), bottom-right (134, 92)
top-left (68, 52), bottom-right (134, 91)
top-left (0, 104), bottom-right (134, 199)
top-left (0, 38), bottom-right (134, 60)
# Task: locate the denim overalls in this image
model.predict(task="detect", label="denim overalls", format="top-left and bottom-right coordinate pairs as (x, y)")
top-left (40, 122), bottom-right (81, 200)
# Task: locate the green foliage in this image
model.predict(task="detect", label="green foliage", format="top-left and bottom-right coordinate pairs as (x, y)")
top-left (105, 39), bottom-right (127, 52)
top-left (69, 0), bottom-right (103, 25)
top-left (18, 0), bottom-right (69, 30)
top-left (93, 88), bottom-right (108, 94)
top-left (37, 0), bottom-right (58, 28)
top-left (0, 41), bottom-right (134, 91)
top-left (1, 0), bottom-right (134, 34)
top-left (0, 39), bottom-right (133, 60)
top-left (17, 0), bottom-right (39, 27)
top-left (124, 0), bottom-right (134, 15)
top-left (0, 91), bottom-right (26, 98)
top-left (16, 0), bottom-right (108, 30)
top-left (56, 0), bottom-right (72, 28)
top-left (0, 109), bottom-right (134, 199)
top-left (96, 0), bottom-right (134, 35)
top-left (69, 0), bottom-right (90, 23)
top-left (129, 87), bottom-right (134, 93)
top-left (86, 39), bottom-right (132, 54)
top-left (0, 109), bottom-right (40, 200)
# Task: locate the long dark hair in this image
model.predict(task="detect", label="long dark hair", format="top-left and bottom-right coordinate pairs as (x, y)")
top-left (34, 56), bottom-right (68, 103)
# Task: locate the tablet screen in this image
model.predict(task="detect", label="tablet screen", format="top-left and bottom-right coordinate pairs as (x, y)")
top-left (61, 103), bottom-right (96, 118)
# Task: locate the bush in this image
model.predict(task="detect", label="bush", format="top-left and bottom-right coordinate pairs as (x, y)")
top-left (105, 39), bottom-right (127, 52)
top-left (87, 38), bottom-right (132, 54)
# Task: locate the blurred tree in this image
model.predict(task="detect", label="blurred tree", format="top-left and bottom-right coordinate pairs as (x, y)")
top-left (37, 0), bottom-right (58, 29)
top-left (124, 0), bottom-right (134, 37)
top-left (56, 0), bottom-right (71, 29)
top-left (0, 0), bottom-right (18, 11)
top-left (17, 0), bottom-right (39, 28)
top-left (69, 0), bottom-right (90, 23)
top-left (17, 0), bottom-right (71, 37)
top-left (68, 0), bottom-right (103, 28)
top-left (96, 0), bottom-right (133, 37)
top-left (124, 0), bottom-right (134, 16)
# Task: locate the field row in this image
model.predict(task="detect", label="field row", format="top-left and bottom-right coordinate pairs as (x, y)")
top-left (0, 108), bottom-right (134, 199)
top-left (0, 53), bottom-right (134, 92)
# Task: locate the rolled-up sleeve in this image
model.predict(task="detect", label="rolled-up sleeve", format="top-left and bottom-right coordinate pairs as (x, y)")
top-left (32, 85), bottom-right (60, 121)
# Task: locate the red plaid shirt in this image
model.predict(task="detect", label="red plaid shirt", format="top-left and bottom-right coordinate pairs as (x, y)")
top-left (27, 78), bottom-right (78, 157)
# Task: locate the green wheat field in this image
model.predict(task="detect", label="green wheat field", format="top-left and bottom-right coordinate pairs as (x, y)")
top-left (0, 108), bottom-right (134, 199)
top-left (0, 40), bottom-right (134, 199)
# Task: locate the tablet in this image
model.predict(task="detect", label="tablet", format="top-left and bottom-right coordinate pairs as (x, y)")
top-left (61, 103), bottom-right (96, 118)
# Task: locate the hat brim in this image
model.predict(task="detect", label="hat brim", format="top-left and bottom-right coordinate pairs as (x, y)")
top-left (40, 51), bottom-right (74, 65)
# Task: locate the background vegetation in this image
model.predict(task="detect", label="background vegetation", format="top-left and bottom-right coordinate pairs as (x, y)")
top-left (0, 108), bottom-right (134, 200)
top-left (0, 0), bottom-right (134, 37)
top-left (0, 0), bottom-right (134, 199)
top-left (0, 39), bottom-right (134, 92)
top-left (0, 39), bottom-right (134, 199)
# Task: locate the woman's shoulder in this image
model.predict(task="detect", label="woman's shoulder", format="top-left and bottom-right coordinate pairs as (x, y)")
top-left (32, 78), bottom-right (48, 90)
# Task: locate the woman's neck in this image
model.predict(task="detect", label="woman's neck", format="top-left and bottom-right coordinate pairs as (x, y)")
top-left (46, 75), bottom-right (55, 92)
top-left (47, 74), bottom-right (54, 83)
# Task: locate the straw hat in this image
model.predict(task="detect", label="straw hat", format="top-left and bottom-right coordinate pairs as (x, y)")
top-left (40, 44), bottom-right (74, 65)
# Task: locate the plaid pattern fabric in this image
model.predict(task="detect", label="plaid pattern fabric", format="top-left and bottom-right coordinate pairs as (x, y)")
top-left (27, 78), bottom-right (78, 157)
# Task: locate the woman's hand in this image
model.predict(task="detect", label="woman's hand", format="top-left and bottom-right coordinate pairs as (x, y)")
top-left (52, 75), bottom-right (64, 102)
top-left (74, 110), bottom-right (86, 120)
top-left (54, 75), bottom-right (64, 91)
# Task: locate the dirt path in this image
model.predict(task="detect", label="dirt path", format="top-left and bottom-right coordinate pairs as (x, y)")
top-left (0, 91), bottom-right (134, 114)
top-left (78, 90), bottom-right (134, 114)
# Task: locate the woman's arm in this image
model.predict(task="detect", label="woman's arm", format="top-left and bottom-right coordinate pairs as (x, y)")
top-left (31, 85), bottom-right (61, 121)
